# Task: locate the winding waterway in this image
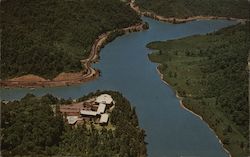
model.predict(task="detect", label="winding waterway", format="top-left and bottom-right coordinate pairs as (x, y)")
top-left (1, 17), bottom-right (237, 157)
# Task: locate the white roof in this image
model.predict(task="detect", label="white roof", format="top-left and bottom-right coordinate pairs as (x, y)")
top-left (95, 94), bottom-right (113, 104)
top-left (97, 103), bottom-right (106, 114)
top-left (80, 110), bottom-right (97, 116)
top-left (100, 114), bottom-right (109, 123)
top-left (67, 116), bottom-right (78, 124)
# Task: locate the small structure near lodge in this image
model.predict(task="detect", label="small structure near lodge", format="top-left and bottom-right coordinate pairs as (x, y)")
top-left (100, 113), bottom-right (109, 124)
top-left (59, 94), bottom-right (114, 125)
top-left (95, 94), bottom-right (113, 104)
top-left (67, 116), bottom-right (79, 125)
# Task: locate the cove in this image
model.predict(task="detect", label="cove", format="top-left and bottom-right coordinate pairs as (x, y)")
top-left (0, 17), bottom-right (237, 157)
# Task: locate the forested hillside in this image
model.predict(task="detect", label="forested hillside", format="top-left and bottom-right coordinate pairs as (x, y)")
top-left (1, 91), bottom-right (147, 156)
top-left (136, 0), bottom-right (249, 19)
top-left (148, 23), bottom-right (249, 157)
top-left (1, 0), bottom-right (140, 79)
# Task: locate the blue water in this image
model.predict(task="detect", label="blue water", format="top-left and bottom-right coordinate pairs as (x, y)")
top-left (0, 17), bottom-right (237, 157)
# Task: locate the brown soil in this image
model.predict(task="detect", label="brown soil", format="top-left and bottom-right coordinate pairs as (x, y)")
top-left (1, 23), bottom-right (147, 88)
top-left (9, 74), bottom-right (48, 82)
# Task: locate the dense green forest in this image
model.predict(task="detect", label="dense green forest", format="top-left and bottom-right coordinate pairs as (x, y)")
top-left (1, 91), bottom-right (147, 157)
top-left (1, 0), bottom-right (141, 79)
top-left (136, 0), bottom-right (249, 19)
top-left (148, 23), bottom-right (249, 157)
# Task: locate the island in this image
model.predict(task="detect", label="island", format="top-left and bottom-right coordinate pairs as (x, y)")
top-left (1, 91), bottom-right (147, 156)
top-left (147, 22), bottom-right (249, 157)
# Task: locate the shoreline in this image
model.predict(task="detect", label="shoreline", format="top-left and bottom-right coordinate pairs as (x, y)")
top-left (155, 66), bottom-right (232, 157)
top-left (0, 23), bottom-right (148, 88)
top-left (2, 1), bottom-right (246, 89)
top-left (129, 1), bottom-right (247, 24)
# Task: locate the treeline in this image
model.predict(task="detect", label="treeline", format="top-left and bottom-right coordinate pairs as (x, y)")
top-left (136, 0), bottom-right (249, 19)
top-left (1, 91), bottom-right (147, 157)
top-left (148, 23), bottom-right (249, 156)
top-left (1, 0), bottom-right (141, 79)
top-left (1, 94), bottom-right (64, 156)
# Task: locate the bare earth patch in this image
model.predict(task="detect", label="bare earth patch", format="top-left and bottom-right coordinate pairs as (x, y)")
top-left (10, 74), bottom-right (48, 82)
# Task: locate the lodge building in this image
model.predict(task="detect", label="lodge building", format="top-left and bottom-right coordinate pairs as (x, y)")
top-left (59, 94), bottom-right (114, 125)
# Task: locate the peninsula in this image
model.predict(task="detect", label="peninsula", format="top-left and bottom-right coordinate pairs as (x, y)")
top-left (1, 91), bottom-right (147, 156)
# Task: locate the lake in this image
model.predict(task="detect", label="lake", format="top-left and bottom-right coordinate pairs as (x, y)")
top-left (0, 17), bottom-right (237, 157)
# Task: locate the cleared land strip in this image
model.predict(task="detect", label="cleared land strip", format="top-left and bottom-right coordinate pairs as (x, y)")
top-left (130, 1), bottom-right (247, 24)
